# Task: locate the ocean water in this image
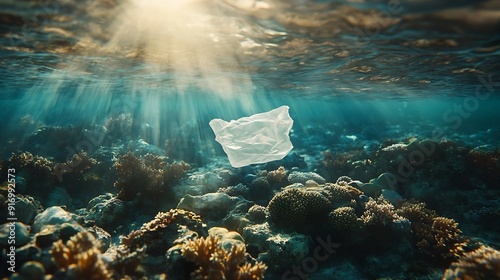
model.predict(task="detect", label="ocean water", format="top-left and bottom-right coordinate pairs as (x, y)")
top-left (0, 0), bottom-right (499, 279)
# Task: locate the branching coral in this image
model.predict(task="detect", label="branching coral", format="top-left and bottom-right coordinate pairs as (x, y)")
top-left (443, 245), bottom-right (500, 280)
top-left (104, 113), bottom-right (133, 140)
top-left (361, 197), bottom-right (405, 226)
top-left (9, 151), bottom-right (55, 183)
top-left (51, 231), bottom-right (112, 280)
top-left (181, 235), bottom-right (267, 280)
top-left (54, 151), bottom-right (97, 182)
top-left (113, 152), bottom-right (164, 200)
top-left (164, 161), bottom-right (191, 187)
top-left (266, 166), bottom-right (287, 184)
top-left (120, 209), bottom-right (205, 255)
top-left (113, 152), bottom-right (189, 200)
top-left (466, 148), bottom-right (500, 182)
top-left (397, 202), bottom-right (468, 262)
top-left (416, 217), bottom-right (468, 261)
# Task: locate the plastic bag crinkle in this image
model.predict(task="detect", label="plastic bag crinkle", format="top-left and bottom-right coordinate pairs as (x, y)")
top-left (209, 105), bottom-right (294, 168)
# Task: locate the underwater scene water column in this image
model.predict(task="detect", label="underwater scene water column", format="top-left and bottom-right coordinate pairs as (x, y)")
top-left (0, 0), bottom-right (499, 279)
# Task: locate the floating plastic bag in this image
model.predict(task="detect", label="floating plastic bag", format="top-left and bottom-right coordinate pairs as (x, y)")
top-left (209, 106), bottom-right (294, 168)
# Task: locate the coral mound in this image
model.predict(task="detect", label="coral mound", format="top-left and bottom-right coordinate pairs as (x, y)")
top-left (267, 187), bottom-right (331, 229)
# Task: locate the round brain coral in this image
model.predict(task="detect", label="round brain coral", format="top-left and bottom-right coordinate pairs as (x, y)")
top-left (268, 187), bottom-right (331, 229)
top-left (328, 206), bottom-right (359, 231)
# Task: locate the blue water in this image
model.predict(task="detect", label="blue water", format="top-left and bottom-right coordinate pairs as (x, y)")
top-left (1, 0), bottom-right (499, 279)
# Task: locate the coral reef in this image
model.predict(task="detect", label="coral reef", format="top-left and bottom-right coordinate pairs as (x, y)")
top-left (323, 182), bottom-right (362, 207)
top-left (417, 217), bottom-right (468, 262)
top-left (361, 197), bottom-right (405, 226)
top-left (113, 152), bottom-right (165, 200)
top-left (248, 177), bottom-right (272, 201)
top-left (181, 235), bottom-right (267, 280)
top-left (466, 146), bottom-right (500, 183)
top-left (113, 152), bottom-right (189, 200)
top-left (53, 151), bottom-right (96, 182)
top-left (443, 245), bottom-right (500, 280)
top-left (9, 151), bottom-right (55, 186)
top-left (242, 222), bottom-right (313, 272)
top-left (246, 205), bottom-right (268, 224)
top-left (164, 161), bottom-right (191, 187)
top-left (267, 187), bottom-right (331, 230)
top-left (104, 113), bottom-right (133, 140)
top-left (328, 206), bottom-right (359, 231)
top-left (265, 166), bottom-right (287, 184)
top-left (287, 171), bottom-right (326, 185)
top-left (51, 230), bottom-right (112, 279)
top-left (177, 192), bottom-right (251, 222)
top-left (120, 209), bottom-right (205, 255)
top-left (397, 202), bottom-right (468, 262)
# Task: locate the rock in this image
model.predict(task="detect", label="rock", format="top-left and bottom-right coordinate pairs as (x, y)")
top-left (14, 195), bottom-right (39, 224)
top-left (369, 172), bottom-right (398, 191)
top-left (32, 206), bottom-right (77, 233)
top-left (381, 189), bottom-right (403, 206)
top-left (15, 244), bottom-right (42, 264)
top-left (359, 183), bottom-right (382, 198)
top-left (0, 222), bottom-right (30, 247)
top-left (85, 194), bottom-right (126, 229)
top-left (208, 227), bottom-right (246, 251)
top-left (59, 222), bottom-right (83, 242)
top-left (125, 139), bottom-right (166, 156)
top-left (243, 174), bottom-right (258, 185)
top-left (173, 172), bottom-right (227, 199)
top-left (46, 187), bottom-right (72, 208)
top-left (287, 171), bottom-right (326, 185)
top-left (35, 225), bottom-right (59, 248)
top-left (310, 261), bottom-right (363, 280)
top-left (177, 193), bottom-right (245, 221)
top-left (243, 223), bottom-right (312, 270)
top-left (20, 261), bottom-right (45, 280)
top-left (88, 225), bottom-right (111, 251)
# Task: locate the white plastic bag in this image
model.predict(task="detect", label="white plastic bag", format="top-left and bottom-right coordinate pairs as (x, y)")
top-left (209, 106), bottom-right (294, 168)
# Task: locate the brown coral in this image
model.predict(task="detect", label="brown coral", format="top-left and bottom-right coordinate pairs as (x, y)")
top-left (181, 235), bottom-right (267, 280)
top-left (268, 187), bottom-right (331, 229)
top-left (113, 152), bottom-right (189, 200)
top-left (328, 206), bottom-right (359, 231)
top-left (266, 166), bottom-right (287, 184)
top-left (416, 217), bottom-right (468, 261)
top-left (323, 182), bottom-right (362, 206)
top-left (361, 197), bottom-right (405, 226)
top-left (54, 151), bottom-right (97, 182)
top-left (443, 245), bottom-right (500, 280)
top-left (121, 209), bottom-right (205, 255)
top-left (51, 231), bottom-right (112, 280)
top-left (397, 202), bottom-right (468, 262)
top-left (164, 161), bottom-right (191, 187)
top-left (9, 151), bottom-right (55, 183)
